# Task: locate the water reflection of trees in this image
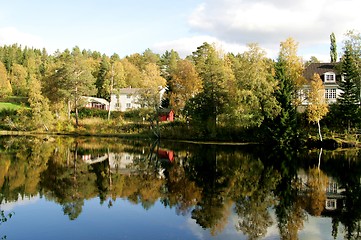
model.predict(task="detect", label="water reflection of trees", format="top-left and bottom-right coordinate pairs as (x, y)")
top-left (2, 137), bottom-right (361, 239)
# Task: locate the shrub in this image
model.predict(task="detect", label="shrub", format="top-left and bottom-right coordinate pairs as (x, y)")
top-left (123, 108), bottom-right (154, 122)
top-left (77, 108), bottom-right (122, 119)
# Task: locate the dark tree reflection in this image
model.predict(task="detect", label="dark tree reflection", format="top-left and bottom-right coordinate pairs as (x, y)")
top-left (2, 136), bottom-right (361, 239)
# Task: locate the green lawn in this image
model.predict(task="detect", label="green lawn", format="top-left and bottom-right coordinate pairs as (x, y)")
top-left (0, 102), bottom-right (23, 110)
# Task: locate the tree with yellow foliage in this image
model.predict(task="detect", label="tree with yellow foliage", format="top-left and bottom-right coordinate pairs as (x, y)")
top-left (0, 62), bottom-right (12, 98)
top-left (306, 73), bottom-right (329, 141)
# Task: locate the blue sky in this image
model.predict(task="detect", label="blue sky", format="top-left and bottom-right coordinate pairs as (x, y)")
top-left (1, 0), bottom-right (360, 61)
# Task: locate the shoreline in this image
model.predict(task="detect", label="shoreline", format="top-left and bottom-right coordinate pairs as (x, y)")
top-left (1, 130), bottom-right (360, 149)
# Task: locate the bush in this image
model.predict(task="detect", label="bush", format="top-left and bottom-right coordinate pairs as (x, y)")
top-left (123, 108), bottom-right (154, 122)
top-left (0, 109), bottom-right (20, 130)
top-left (77, 108), bottom-right (122, 119)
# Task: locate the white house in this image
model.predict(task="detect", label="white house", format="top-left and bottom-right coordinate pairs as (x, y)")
top-left (109, 87), bottom-right (167, 112)
top-left (109, 87), bottom-right (142, 112)
top-left (300, 62), bottom-right (343, 106)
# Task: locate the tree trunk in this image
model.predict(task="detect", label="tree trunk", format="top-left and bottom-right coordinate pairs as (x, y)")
top-left (75, 86), bottom-right (79, 128)
top-left (107, 100), bottom-right (111, 120)
top-left (317, 120), bottom-right (323, 142)
top-left (108, 64), bottom-right (114, 121)
top-left (68, 100), bottom-right (71, 120)
top-left (75, 106), bottom-right (79, 127)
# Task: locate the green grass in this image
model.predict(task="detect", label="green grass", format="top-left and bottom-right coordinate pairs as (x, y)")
top-left (0, 102), bottom-right (23, 110)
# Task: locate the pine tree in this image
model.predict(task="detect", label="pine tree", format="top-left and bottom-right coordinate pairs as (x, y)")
top-left (95, 55), bottom-right (110, 99)
top-left (187, 42), bottom-right (230, 137)
top-left (338, 46), bottom-right (359, 131)
top-left (266, 60), bottom-right (298, 145)
top-left (263, 38), bottom-right (303, 146)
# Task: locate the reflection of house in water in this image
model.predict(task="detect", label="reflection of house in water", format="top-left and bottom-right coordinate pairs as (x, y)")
top-left (325, 180), bottom-right (344, 211)
top-left (297, 170), bottom-right (345, 213)
top-left (82, 152), bottom-right (143, 174)
top-left (81, 148), bottom-right (175, 178)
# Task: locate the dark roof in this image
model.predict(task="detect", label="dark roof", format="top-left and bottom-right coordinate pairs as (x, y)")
top-left (158, 108), bottom-right (173, 114)
top-left (118, 88), bottom-right (142, 94)
top-left (82, 96), bottom-right (109, 105)
top-left (303, 62), bottom-right (340, 80)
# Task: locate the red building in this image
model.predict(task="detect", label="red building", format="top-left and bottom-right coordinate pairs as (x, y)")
top-left (158, 109), bottom-right (174, 122)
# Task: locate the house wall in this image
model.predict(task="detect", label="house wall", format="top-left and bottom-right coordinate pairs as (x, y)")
top-left (109, 93), bottom-right (141, 112)
top-left (299, 85), bottom-right (342, 107)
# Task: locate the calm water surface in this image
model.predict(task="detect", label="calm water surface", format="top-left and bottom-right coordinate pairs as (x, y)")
top-left (0, 136), bottom-right (359, 239)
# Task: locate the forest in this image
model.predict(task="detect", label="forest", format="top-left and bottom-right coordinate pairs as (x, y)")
top-left (1, 31), bottom-right (361, 146)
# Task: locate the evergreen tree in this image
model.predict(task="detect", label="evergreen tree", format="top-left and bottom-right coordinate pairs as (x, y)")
top-left (343, 30), bottom-right (361, 104)
top-left (160, 50), bottom-right (180, 108)
top-left (263, 38), bottom-right (303, 146)
top-left (186, 42), bottom-right (230, 137)
top-left (338, 46), bottom-right (359, 131)
top-left (265, 60), bottom-right (298, 146)
top-left (43, 47), bottom-right (96, 127)
top-left (95, 55), bottom-right (110, 99)
top-left (330, 32), bottom-right (337, 63)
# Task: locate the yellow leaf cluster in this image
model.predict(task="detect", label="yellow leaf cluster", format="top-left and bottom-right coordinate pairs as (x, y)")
top-left (306, 73), bottom-right (329, 123)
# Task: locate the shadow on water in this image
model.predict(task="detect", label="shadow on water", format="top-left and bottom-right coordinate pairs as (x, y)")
top-left (1, 136), bottom-right (361, 239)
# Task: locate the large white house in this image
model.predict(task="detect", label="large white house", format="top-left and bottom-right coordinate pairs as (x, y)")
top-left (300, 62), bottom-right (343, 106)
top-left (109, 87), bottom-right (142, 112)
top-left (83, 87), bottom-right (166, 112)
top-left (109, 87), bottom-right (166, 112)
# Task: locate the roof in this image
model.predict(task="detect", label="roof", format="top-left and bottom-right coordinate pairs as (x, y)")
top-left (158, 108), bottom-right (173, 114)
top-left (82, 96), bottom-right (109, 105)
top-left (303, 62), bottom-right (340, 80)
top-left (117, 88), bottom-right (142, 95)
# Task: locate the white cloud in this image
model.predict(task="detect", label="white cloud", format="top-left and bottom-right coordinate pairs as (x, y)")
top-left (188, 0), bottom-right (361, 49)
top-left (0, 27), bottom-right (45, 49)
top-left (1, 195), bottom-right (39, 211)
top-left (153, 35), bottom-right (249, 57)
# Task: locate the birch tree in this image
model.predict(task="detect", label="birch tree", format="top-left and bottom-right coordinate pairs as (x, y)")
top-left (169, 59), bottom-right (202, 115)
top-left (230, 43), bottom-right (280, 127)
top-left (306, 73), bottom-right (328, 141)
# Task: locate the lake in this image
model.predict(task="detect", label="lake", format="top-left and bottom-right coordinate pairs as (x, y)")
top-left (0, 135), bottom-right (359, 239)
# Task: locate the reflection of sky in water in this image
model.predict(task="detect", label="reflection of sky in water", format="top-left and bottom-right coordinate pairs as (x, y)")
top-left (0, 197), bottom-right (346, 240)
top-left (1, 195), bottom-right (39, 211)
top-left (299, 215), bottom-right (344, 240)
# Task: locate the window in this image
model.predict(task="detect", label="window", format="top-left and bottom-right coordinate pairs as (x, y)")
top-left (325, 89), bottom-right (336, 99)
top-left (326, 199), bottom-right (337, 210)
top-left (126, 94), bottom-right (131, 99)
top-left (326, 182), bottom-right (338, 193)
top-left (324, 72), bottom-right (336, 83)
top-left (126, 103), bottom-right (131, 108)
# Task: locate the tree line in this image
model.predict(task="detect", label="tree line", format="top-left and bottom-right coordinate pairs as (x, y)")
top-left (0, 31), bottom-right (361, 144)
